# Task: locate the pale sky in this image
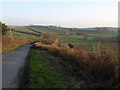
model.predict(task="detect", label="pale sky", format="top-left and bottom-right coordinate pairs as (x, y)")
top-left (0, 0), bottom-right (119, 28)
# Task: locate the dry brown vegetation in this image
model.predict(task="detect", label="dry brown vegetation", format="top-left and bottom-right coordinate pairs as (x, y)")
top-left (39, 33), bottom-right (61, 46)
top-left (2, 35), bottom-right (29, 54)
top-left (34, 33), bottom-right (119, 88)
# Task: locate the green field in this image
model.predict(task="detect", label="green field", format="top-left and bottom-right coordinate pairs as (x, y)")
top-left (88, 31), bottom-right (117, 37)
top-left (2, 25), bottom-right (117, 55)
top-left (28, 26), bottom-right (117, 37)
top-left (8, 26), bottom-right (38, 34)
top-left (11, 31), bottom-right (38, 41)
top-left (3, 25), bottom-right (117, 53)
top-left (27, 26), bottom-right (118, 49)
top-left (28, 26), bottom-right (70, 34)
top-left (60, 35), bottom-right (96, 49)
top-left (6, 26), bottom-right (39, 41)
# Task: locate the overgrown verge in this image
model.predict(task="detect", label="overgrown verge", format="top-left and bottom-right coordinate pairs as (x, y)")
top-left (33, 33), bottom-right (119, 88)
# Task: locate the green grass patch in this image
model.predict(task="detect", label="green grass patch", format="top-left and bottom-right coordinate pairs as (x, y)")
top-left (28, 26), bottom-right (70, 34)
top-left (89, 31), bottom-right (118, 37)
top-left (27, 47), bottom-right (73, 88)
top-left (60, 35), bottom-right (96, 49)
top-left (7, 26), bottom-right (39, 41)
top-left (8, 26), bottom-right (37, 34)
top-left (11, 31), bottom-right (38, 41)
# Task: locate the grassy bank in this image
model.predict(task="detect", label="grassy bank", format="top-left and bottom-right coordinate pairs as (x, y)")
top-left (2, 35), bottom-right (29, 54)
top-left (33, 40), bottom-right (119, 88)
top-left (2, 26), bottom-right (38, 54)
top-left (27, 46), bottom-right (74, 88)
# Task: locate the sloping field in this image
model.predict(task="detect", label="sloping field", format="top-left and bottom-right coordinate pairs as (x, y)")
top-left (2, 26), bottom-right (38, 54)
top-left (28, 26), bottom-right (118, 49)
top-left (27, 26), bottom-right (70, 34)
top-left (8, 26), bottom-right (38, 34)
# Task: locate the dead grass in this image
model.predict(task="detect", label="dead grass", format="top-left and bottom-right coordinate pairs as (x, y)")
top-left (2, 35), bottom-right (29, 54)
top-left (34, 41), bottom-right (119, 88)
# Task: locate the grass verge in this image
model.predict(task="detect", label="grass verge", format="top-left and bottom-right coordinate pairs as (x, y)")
top-left (27, 46), bottom-right (74, 88)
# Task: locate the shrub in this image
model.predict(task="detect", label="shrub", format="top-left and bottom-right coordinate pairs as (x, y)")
top-left (40, 33), bottom-right (61, 46)
top-left (34, 41), bottom-right (119, 88)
